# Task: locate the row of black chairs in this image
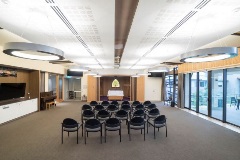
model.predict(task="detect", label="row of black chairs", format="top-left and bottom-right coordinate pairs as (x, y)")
top-left (61, 101), bottom-right (167, 144)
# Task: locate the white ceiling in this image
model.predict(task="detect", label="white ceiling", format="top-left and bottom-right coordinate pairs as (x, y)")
top-left (0, 0), bottom-right (240, 75)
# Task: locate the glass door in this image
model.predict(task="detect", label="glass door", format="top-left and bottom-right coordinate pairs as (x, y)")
top-left (199, 71), bottom-right (208, 115)
top-left (211, 70), bottom-right (223, 120)
top-left (191, 73), bottom-right (197, 111)
top-left (184, 74), bottom-right (190, 108)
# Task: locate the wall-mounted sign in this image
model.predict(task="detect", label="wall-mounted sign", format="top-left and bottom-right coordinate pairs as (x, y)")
top-left (0, 67), bottom-right (17, 77)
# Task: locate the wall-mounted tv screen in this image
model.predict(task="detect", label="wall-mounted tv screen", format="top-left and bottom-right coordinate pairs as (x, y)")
top-left (67, 70), bottom-right (83, 77)
top-left (0, 83), bottom-right (26, 101)
top-left (148, 72), bottom-right (163, 77)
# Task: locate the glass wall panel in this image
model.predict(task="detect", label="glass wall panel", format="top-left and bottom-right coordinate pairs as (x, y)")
top-left (165, 75), bottom-right (173, 101)
top-left (211, 70), bottom-right (223, 120)
top-left (226, 68), bottom-right (240, 126)
top-left (191, 73), bottom-right (197, 111)
top-left (48, 74), bottom-right (56, 94)
top-left (184, 74), bottom-right (190, 108)
top-left (199, 72), bottom-right (208, 115)
top-left (59, 75), bottom-right (63, 99)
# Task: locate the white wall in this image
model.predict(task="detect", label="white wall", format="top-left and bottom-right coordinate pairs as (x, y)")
top-left (145, 76), bottom-right (162, 101)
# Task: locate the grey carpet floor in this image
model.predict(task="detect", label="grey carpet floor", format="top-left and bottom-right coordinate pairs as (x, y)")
top-left (0, 101), bottom-right (239, 160)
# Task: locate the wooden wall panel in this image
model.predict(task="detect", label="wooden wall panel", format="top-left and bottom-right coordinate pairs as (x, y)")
top-left (136, 76), bottom-right (145, 102)
top-left (179, 48), bottom-right (240, 73)
top-left (87, 75), bottom-right (97, 102)
top-left (29, 70), bottom-right (40, 110)
top-left (100, 77), bottom-right (130, 97)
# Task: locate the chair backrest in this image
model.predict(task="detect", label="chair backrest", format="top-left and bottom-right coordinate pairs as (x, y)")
top-left (107, 104), bottom-right (118, 111)
top-left (105, 118), bottom-right (120, 127)
top-left (147, 103), bottom-right (156, 110)
top-left (231, 97), bottom-right (236, 102)
top-left (143, 100), bottom-right (151, 106)
top-left (94, 105), bottom-right (104, 111)
top-left (101, 101), bottom-right (110, 106)
top-left (82, 110), bottom-right (95, 117)
top-left (121, 104), bottom-right (131, 111)
top-left (111, 100), bottom-right (119, 106)
top-left (130, 117), bottom-right (144, 126)
top-left (82, 104), bottom-right (92, 111)
top-left (154, 115), bottom-right (166, 124)
top-left (121, 101), bottom-right (130, 105)
top-left (132, 101), bottom-right (141, 106)
top-left (62, 118), bottom-right (78, 128)
top-left (85, 119), bottom-right (100, 129)
top-left (97, 110), bottom-right (110, 118)
top-left (133, 109), bottom-right (144, 117)
top-left (135, 104), bottom-right (144, 110)
top-left (149, 108), bottom-right (160, 115)
top-left (115, 110), bottom-right (128, 117)
top-left (90, 101), bottom-right (98, 106)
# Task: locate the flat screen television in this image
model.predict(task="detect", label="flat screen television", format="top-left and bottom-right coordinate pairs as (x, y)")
top-left (148, 72), bottom-right (163, 77)
top-left (67, 70), bottom-right (83, 77)
top-left (0, 83), bottom-right (26, 101)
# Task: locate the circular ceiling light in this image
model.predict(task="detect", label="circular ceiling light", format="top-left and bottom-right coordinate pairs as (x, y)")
top-left (180, 47), bottom-right (238, 63)
top-left (3, 42), bottom-right (64, 61)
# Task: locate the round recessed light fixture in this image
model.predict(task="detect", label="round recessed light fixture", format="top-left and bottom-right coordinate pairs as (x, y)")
top-left (3, 42), bottom-right (64, 61)
top-left (180, 47), bottom-right (238, 63)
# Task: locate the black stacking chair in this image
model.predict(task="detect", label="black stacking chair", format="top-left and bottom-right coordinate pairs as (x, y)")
top-left (111, 100), bottom-right (119, 107)
top-left (147, 115), bottom-right (167, 139)
top-left (143, 100), bottom-right (151, 109)
top-left (115, 110), bottom-right (128, 125)
top-left (146, 103), bottom-right (156, 112)
top-left (135, 104), bottom-right (144, 111)
top-left (84, 118), bottom-right (102, 144)
top-left (62, 118), bottom-right (81, 144)
top-left (105, 118), bottom-right (121, 142)
top-left (82, 110), bottom-right (95, 136)
top-left (107, 104), bottom-right (119, 116)
top-left (131, 101), bottom-right (141, 112)
top-left (101, 101), bottom-right (110, 108)
top-left (146, 108), bottom-right (160, 120)
top-left (94, 104), bottom-right (105, 114)
top-left (82, 104), bottom-right (92, 112)
top-left (96, 110), bottom-right (111, 123)
top-left (121, 101), bottom-right (130, 106)
top-left (90, 101), bottom-right (98, 108)
top-left (121, 104), bottom-right (131, 118)
top-left (132, 109), bottom-right (145, 118)
top-left (128, 117), bottom-right (146, 141)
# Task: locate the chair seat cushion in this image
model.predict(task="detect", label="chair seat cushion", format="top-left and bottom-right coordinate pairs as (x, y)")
top-left (63, 124), bottom-right (81, 132)
top-left (106, 126), bottom-right (120, 130)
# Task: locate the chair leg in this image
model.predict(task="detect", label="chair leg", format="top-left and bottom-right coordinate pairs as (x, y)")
top-left (77, 129), bottom-right (79, 144)
top-left (100, 125), bottom-right (102, 144)
top-left (82, 122), bottom-right (84, 137)
top-left (144, 124), bottom-right (145, 141)
top-left (166, 125), bottom-right (167, 137)
top-left (68, 132), bottom-right (69, 137)
top-left (147, 121), bottom-right (149, 133)
top-left (84, 128), bottom-right (86, 144)
top-left (62, 127), bottom-right (63, 144)
top-left (120, 126), bottom-right (121, 142)
top-left (128, 124), bottom-right (131, 141)
top-left (105, 129), bottom-right (107, 143)
top-left (154, 126), bottom-right (156, 139)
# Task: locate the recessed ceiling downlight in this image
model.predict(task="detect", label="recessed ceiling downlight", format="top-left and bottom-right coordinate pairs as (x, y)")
top-left (3, 42), bottom-right (64, 61)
